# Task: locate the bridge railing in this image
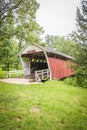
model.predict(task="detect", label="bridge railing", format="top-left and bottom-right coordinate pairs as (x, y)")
top-left (35, 69), bottom-right (50, 81)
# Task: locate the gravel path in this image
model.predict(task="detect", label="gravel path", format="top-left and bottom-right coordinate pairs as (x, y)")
top-left (0, 78), bottom-right (41, 85)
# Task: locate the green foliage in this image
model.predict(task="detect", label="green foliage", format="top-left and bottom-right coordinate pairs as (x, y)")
top-left (0, 81), bottom-right (87, 130)
top-left (0, 0), bottom-right (43, 43)
top-left (0, 38), bottom-right (22, 71)
top-left (71, 0), bottom-right (87, 45)
top-left (0, 0), bottom-right (44, 71)
top-left (45, 35), bottom-right (77, 57)
top-left (73, 45), bottom-right (87, 88)
top-left (64, 47), bottom-right (87, 88)
top-left (64, 77), bottom-right (77, 86)
top-left (70, 0), bottom-right (87, 88)
top-left (0, 39), bottom-right (12, 71)
top-left (75, 73), bottom-right (87, 88)
top-left (75, 61), bottom-right (87, 88)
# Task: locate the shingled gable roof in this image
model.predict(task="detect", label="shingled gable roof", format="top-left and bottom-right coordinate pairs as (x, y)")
top-left (19, 43), bottom-right (75, 60)
top-left (33, 43), bottom-right (75, 60)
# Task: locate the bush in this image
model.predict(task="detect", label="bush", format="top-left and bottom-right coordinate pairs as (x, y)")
top-left (64, 75), bottom-right (87, 88)
top-left (75, 73), bottom-right (87, 88)
top-left (83, 78), bottom-right (87, 88)
top-left (64, 77), bottom-right (77, 86)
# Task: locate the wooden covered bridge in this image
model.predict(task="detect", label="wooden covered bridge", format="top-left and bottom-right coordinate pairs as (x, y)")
top-left (19, 44), bottom-right (74, 81)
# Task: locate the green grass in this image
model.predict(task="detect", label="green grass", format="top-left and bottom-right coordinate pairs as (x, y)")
top-left (0, 70), bottom-right (7, 78)
top-left (0, 80), bottom-right (87, 130)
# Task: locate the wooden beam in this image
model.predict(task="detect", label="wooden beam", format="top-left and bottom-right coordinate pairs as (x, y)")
top-left (44, 51), bottom-right (52, 80)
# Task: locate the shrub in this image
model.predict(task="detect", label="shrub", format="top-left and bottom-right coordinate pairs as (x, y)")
top-left (75, 73), bottom-right (87, 88)
top-left (64, 75), bottom-right (87, 88)
top-left (64, 77), bottom-right (77, 87)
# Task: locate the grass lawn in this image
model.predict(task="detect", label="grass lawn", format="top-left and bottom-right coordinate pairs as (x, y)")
top-left (0, 70), bottom-right (7, 78)
top-left (0, 80), bottom-right (87, 130)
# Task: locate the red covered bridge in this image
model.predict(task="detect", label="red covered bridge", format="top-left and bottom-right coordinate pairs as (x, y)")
top-left (19, 44), bottom-right (74, 81)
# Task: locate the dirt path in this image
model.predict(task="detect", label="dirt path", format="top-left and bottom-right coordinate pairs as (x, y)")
top-left (0, 78), bottom-right (41, 85)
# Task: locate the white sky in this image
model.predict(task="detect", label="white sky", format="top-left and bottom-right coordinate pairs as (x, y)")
top-left (36, 0), bottom-right (81, 37)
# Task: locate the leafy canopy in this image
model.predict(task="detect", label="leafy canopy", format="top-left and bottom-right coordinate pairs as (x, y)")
top-left (71, 0), bottom-right (87, 87)
top-left (0, 0), bottom-right (44, 70)
top-left (0, 0), bottom-right (43, 43)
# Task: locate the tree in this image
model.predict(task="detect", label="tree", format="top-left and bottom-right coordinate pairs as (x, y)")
top-left (0, 38), bottom-right (22, 71)
top-left (72, 0), bottom-right (87, 45)
top-left (45, 35), bottom-right (77, 57)
top-left (71, 0), bottom-right (87, 87)
top-left (0, 0), bottom-right (43, 43)
top-left (0, 0), bottom-right (43, 71)
top-left (0, 0), bottom-right (21, 41)
top-left (0, 39), bottom-right (14, 71)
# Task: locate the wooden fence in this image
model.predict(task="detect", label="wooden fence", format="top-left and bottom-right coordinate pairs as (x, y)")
top-left (35, 69), bottom-right (50, 81)
top-left (7, 70), bottom-right (25, 78)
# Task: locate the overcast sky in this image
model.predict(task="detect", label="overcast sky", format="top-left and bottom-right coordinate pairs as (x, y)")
top-left (36, 0), bottom-right (81, 37)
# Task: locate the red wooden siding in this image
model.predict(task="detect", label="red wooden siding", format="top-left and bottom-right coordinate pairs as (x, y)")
top-left (48, 57), bottom-right (74, 80)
